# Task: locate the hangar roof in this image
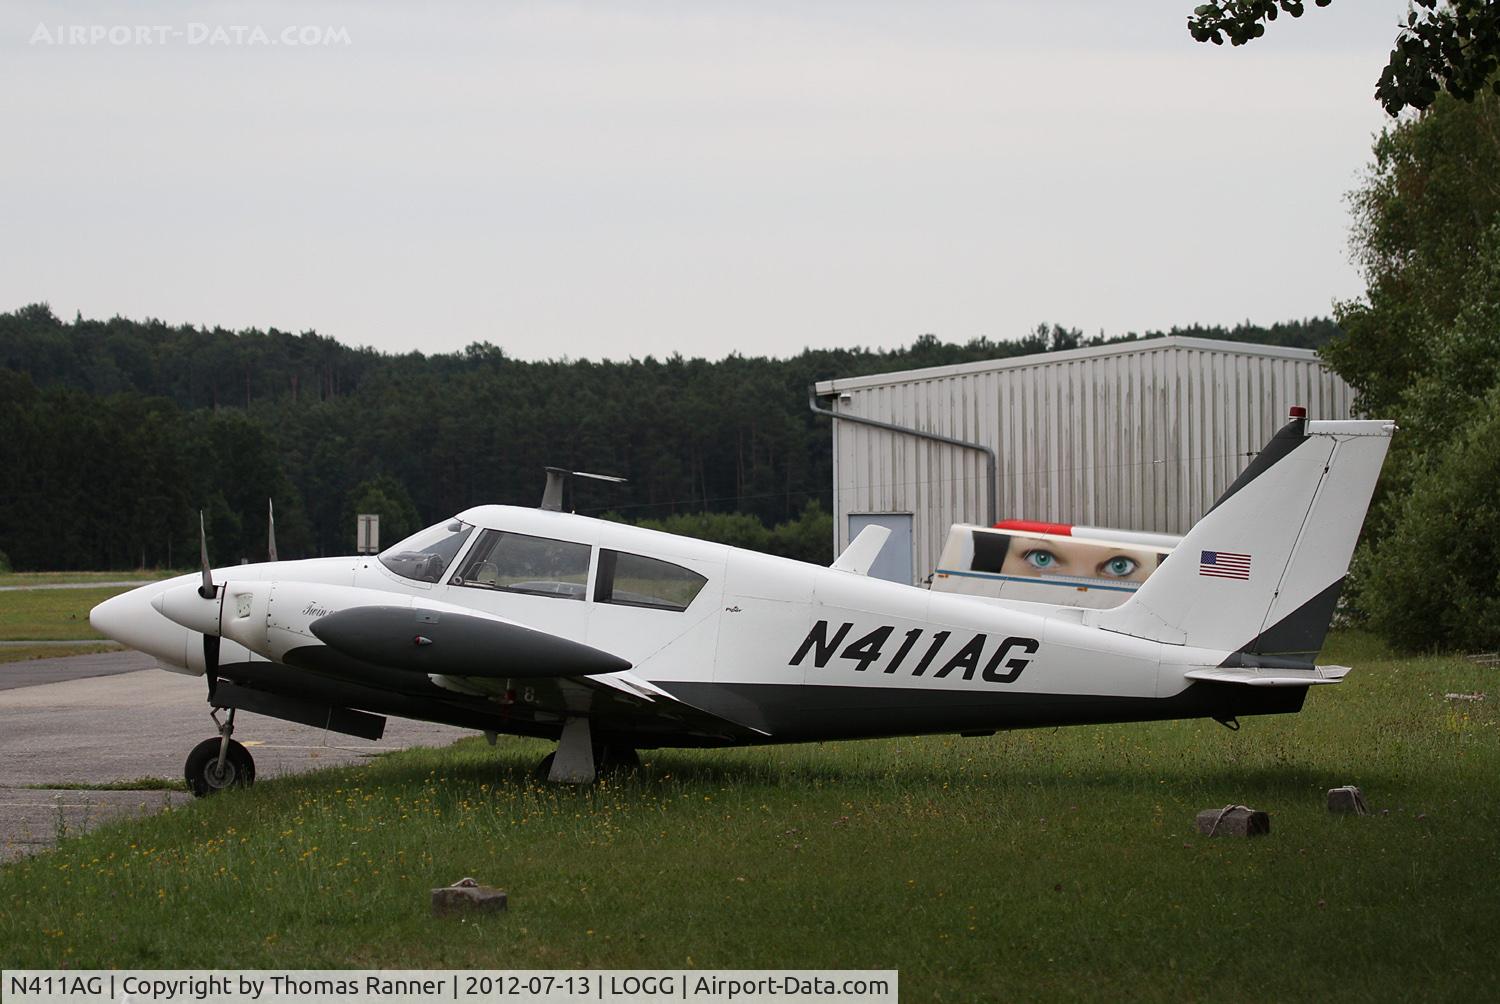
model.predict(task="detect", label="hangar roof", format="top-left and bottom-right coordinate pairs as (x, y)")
top-left (813, 335), bottom-right (1324, 395)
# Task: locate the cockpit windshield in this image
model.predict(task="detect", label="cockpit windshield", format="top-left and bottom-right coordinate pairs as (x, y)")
top-left (378, 519), bottom-right (475, 583)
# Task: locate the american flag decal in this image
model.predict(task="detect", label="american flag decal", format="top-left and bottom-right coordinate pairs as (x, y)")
top-left (1200, 550), bottom-right (1251, 580)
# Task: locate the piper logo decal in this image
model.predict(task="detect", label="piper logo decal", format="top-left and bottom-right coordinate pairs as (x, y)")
top-left (790, 620), bottom-right (1038, 683)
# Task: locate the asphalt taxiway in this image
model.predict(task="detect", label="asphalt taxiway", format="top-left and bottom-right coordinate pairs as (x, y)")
top-left (0, 651), bottom-right (469, 862)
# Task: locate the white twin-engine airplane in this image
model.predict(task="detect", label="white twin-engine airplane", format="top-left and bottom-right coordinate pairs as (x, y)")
top-left (91, 410), bottom-right (1394, 793)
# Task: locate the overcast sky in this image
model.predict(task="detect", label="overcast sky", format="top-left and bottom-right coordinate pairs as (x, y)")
top-left (1, 1), bottom-right (1407, 360)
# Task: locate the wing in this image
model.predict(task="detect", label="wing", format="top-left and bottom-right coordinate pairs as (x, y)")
top-left (304, 605), bottom-right (766, 743)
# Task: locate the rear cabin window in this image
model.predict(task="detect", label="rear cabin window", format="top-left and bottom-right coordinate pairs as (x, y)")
top-left (595, 550), bottom-right (706, 612)
top-left (451, 529), bottom-right (591, 600)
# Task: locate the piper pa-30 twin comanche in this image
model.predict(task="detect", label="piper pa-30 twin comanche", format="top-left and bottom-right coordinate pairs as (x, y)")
top-left (91, 409), bottom-right (1393, 793)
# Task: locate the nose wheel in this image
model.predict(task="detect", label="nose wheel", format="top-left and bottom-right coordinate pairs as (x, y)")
top-left (185, 708), bottom-right (256, 797)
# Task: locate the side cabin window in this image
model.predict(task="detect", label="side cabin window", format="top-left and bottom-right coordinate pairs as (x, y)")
top-left (451, 529), bottom-right (591, 600)
top-left (379, 520), bottom-right (475, 583)
top-left (595, 550), bottom-right (706, 612)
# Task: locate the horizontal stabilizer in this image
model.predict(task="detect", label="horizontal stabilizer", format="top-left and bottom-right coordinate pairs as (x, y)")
top-left (832, 525), bottom-right (891, 576)
top-left (1184, 665), bottom-right (1350, 688)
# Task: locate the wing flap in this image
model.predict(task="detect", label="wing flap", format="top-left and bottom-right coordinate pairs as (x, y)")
top-left (578, 671), bottom-right (771, 737)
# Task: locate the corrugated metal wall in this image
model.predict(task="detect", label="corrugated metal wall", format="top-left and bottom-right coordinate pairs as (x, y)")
top-left (821, 337), bottom-right (1354, 583)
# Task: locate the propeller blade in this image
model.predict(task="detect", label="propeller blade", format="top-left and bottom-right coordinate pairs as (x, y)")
top-left (198, 510), bottom-right (215, 599)
top-left (267, 498), bottom-right (278, 562)
top-left (203, 631), bottom-right (220, 700)
top-left (192, 515), bottom-right (221, 693)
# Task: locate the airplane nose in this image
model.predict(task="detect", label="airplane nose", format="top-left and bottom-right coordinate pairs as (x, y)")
top-left (90, 582), bottom-right (191, 666)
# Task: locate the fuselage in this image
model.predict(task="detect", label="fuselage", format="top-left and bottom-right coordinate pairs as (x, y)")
top-left (91, 504), bottom-right (1307, 749)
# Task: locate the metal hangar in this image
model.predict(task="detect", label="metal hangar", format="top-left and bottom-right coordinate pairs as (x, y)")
top-left (812, 336), bottom-right (1354, 585)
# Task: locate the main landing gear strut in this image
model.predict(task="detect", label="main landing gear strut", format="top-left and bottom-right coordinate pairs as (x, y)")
top-left (184, 707), bottom-right (256, 797)
top-left (532, 716), bottom-right (640, 784)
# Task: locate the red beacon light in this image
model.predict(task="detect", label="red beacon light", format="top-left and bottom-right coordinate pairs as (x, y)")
top-left (1289, 405), bottom-right (1307, 419)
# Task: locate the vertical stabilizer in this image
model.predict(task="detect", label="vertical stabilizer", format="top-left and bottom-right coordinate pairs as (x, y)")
top-left (1090, 415), bottom-right (1394, 663)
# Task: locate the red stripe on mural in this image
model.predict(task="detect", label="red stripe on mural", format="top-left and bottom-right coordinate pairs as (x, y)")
top-left (994, 520), bottom-right (1073, 536)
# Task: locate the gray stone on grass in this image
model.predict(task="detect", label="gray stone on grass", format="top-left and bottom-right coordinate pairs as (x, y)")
top-left (431, 876), bottom-right (508, 918)
top-left (1327, 786), bottom-right (1369, 815)
top-left (1194, 805), bottom-right (1270, 838)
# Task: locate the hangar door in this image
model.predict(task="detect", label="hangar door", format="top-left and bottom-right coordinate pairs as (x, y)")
top-left (848, 513), bottom-right (913, 585)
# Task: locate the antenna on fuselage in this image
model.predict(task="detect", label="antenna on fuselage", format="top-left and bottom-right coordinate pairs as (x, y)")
top-left (540, 467), bottom-right (628, 512)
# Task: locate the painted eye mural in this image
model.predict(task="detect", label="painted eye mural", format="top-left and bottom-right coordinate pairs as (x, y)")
top-left (1022, 548), bottom-right (1058, 571)
top-left (934, 523), bottom-right (1178, 609)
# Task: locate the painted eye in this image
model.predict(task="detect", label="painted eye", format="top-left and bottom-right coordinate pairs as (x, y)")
top-left (1100, 555), bottom-right (1138, 578)
top-left (1022, 549), bottom-right (1057, 570)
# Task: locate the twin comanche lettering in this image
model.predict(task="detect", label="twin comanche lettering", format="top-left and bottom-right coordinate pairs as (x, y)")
top-left (791, 620), bottom-right (1039, 683)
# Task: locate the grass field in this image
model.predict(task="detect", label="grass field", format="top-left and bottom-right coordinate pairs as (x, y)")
top-left (0, 570), bottom-right (177, 588)
top-left (1, 632), bottom-right (1495, 999)
top-left (0, 572), bottom-right (172, 653)
top-left (0, 586), bottom-right (140, 641)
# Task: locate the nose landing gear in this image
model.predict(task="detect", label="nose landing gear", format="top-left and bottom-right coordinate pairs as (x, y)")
top-left (185, 707), bottom-right (256, 797)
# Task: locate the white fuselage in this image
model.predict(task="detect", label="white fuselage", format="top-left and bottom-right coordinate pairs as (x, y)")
top-left (91, 504), bottom-right (1307, 747)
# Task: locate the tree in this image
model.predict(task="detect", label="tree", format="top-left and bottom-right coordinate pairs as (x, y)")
top-left (1321, 86), bottom-right (1500, 416)
top-left (1358, 380), bottom-right (1500, 650)
top-left (769, 501), bottom-right (835, 565)
top-left (1188, 1), bottom-right (1500, 115)
top-left (342, 476), bottom-right (421, 552)
top-left (0, 303), bottom-right (1340, 569)
top-left (1319, 86), bottom-right (1500, 650)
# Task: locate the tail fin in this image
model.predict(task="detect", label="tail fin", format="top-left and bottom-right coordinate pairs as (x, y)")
top-left (1090, 414), bottom-right (1395, 664)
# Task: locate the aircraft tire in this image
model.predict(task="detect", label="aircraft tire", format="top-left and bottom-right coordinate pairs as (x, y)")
top-left (531, 748), bottom-right (638, 784)
top-left (185, 737), bottom-right (256, 797)
top-left (596, 745), bottom-right (641, 774)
